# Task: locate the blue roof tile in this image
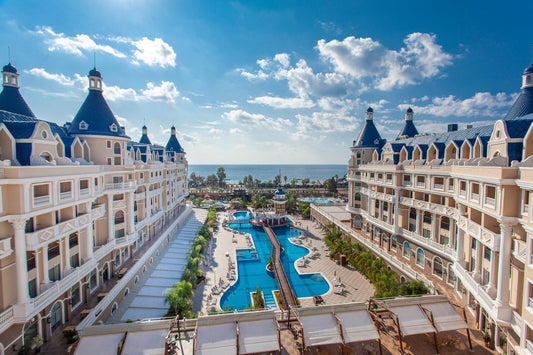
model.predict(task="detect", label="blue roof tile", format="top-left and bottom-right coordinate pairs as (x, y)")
top-left (0, 86), bottom-right (36, 118)
top-left (166, 127), bottom-right (185, 153)
top-left (397, 120), bottom-right (419, 139)
top-left (353, 119), bottom-right (385, 149)
top-left (504, 87), bottom-right (533, 120)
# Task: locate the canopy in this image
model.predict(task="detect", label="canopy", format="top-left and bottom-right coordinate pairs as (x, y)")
top-left (336, 310), bottom-right (379, 344)
top-left (389, 304), bottom-right (435, 337)
top-left (195, 323), bottom-right (237, 355)
top-left (238, 318), bottom-right (279, 354)
top-left (74, 333), bottom-right (125, 355)
top-left (299, 313), bottom-right (342, 348)
top-left (422, 301), bottom-right (468, 332)
top-left (121, 330), bottom-right (167, 355)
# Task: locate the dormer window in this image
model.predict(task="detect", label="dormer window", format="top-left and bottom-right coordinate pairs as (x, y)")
top-left (527, 76), bottom-right (532, 85)
top-left (496, 130), bottom-right (501, 138)
top-left (41, 131), bottom-right (47, 139)
top-left (3, 75), bottom-right (7, 84)
top-left (97, 81), bottom-right (101, 89)
top-left (79, 121), bottom-right (88, 130)
top-left (110, 123), bottom-right (118, 132)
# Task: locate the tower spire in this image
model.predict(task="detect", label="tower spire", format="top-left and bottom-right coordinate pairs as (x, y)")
top-left (7, 45), bottom-right (10, 64)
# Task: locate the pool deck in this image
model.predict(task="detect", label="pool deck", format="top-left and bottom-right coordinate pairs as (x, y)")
top-left (192, 212), bottom-right (374, 314)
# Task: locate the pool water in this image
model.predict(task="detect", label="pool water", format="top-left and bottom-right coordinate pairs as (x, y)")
top-left (299, 198), bottom-right (333, 204)
top-left (220, 212), bottom-right (329, 310)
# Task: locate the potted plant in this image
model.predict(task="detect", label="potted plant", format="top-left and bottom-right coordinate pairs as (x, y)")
top-left (483, 332), bottom-right (491, 347)
top-left (32, 336), bottom-right (43, 353)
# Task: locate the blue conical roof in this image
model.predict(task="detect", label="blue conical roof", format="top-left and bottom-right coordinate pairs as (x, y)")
top-left (139, 126), bottom-right (151, 144)
top-left (353, 119), bottom-right (385, 148)
top-left (166, 126), bottom-right (185, 153)
top-left (505, 87), bottom-right (533, 120)
top-left (397, 120), bottom-right (419, 138)
top-left (0, 86), bottom-right (36, 118)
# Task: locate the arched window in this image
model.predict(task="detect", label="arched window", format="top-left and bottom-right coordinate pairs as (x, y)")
top-left (114, 211), bottom-right (124, 224)
top-left (433, 257), bottom-right (443, 278)
top-left (391, 235), bottom-right (397, 250)
top-left (40, 152), bottom-right (53, 162)
top-left (353, 215), bottom-right (362, 229)
top-left (114, 142), bottom-right (121, 155)
top-left (50, 302), bottom-right (62, 333)
top-left (79, 121), bottom-right (88, 130)
top-left (403, 241), bottom-right (411, 259)
top-left (416, 248), bottom-right (425, 266)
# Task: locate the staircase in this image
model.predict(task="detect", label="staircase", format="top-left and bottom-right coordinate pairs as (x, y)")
top-left (263, 291), bottom-right (278, 310)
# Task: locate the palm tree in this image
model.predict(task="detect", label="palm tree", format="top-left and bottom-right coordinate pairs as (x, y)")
top-left (165, 280), bottom-right (193, 318)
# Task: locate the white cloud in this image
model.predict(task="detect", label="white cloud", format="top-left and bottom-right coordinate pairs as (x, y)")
top-left (140, 81), bottom-right (180, 103)
top-left (275, 59), bottom-right (349, 98)
top-left (34, 26), bottom-right (126, 58)
top-left (115, 115), bottom-right (128, 125)
top-left (220, 103), bottom-right (238, 108)
top-left (317, 32), bottom-right (452, 90)
top-left (26, 68), bottom-right (77, 86)
top-left (131, 37), bottom-right (176, 68)
top-left (274, 53), bottom-right (290, 68)
top-left (248, 96), bottom-right (315, 109)
top-left (104, 84), bottom-right (138, 101)
top-left (257, 59), bottom-right (270, 70)
top-left (295, 111), bottom-right (359, 135)
top-left (230, 128), bottom-right (242, 135)
top-left (239, 69), bottom-right (269, 80)
top-left (209, 128), bottom-right (223, 136)
top-left (399, 92), bottom-right (517, 117)
top-left (222, 109), bottom-right (291, 131)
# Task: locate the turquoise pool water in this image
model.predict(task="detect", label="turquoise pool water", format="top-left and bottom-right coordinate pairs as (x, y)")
top-left (220, 212), bottom-right (329, 310)
top-left (299, 198), bottom-right (333, 204)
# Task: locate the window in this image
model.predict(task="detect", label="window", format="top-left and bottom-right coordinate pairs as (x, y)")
top-left (433, 257), bottom-right (443, 278)
top-left (79, 121), bottom-right (88, 130)
top-left (423, 229), bottom-right (431, 239)
top-left (124, 288), bottom-right (129, 297)
top-left (89, 269), bottom-right (98, 290)
top-left (49, 264), bottom-right (60, 282)
top-left (403, 242), bottom-right (411, 259)
top-left (28, 279), bottom-right (37, 298)
top-left (50, 302), bottom-right (62, 332)
top-left (106, 140), bottom-right (111, 149)
top-left (71, 283), bottom-right (81, 308)
top-left (448, 265), bottom-right (456, 285)
top-left (48, 245), bottom-right (60, 260)
top-left (111, 303), bottom-right (118, 314)
top-left (391, 236), bottom-right (397, 250)
top-left (416, 249), bottom-right (425, 266)
top-left (70, 253), bottom-right (79, 268)
top-left (110, 123), bottom-right (118, 132)
top-left (69, 234), bottom-right (78, 248)
top-left (523, 191), bottom-right (530, 215)
top-left (27, 256), bottom-right (36, 271)
top-left (41, 130), bottom-right (47, 139)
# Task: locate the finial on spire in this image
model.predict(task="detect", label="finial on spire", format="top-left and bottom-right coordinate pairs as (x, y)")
top-left (94, 52), bottom-right (96, 69)
top-left (8, 45), bottom-right (10, 64)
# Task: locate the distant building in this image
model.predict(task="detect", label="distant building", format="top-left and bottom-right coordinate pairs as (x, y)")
top-left (313, 61), bottom-right (533, 353)
top-left (0, 63), bottom-right (189, 352)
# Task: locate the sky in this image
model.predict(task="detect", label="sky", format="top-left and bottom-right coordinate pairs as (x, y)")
top-left (0, 0), bottom-right (532, 164)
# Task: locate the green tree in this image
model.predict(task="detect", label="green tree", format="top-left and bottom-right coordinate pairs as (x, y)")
top-left (302, 178), bottom-right (310, 188)
top-left (216, 167), bottom-right (227, 187)
top-left (273, 175), bottom-right (281, 187)
top-left (206, 174), bottom-right (218, 187)
top-left (189, 172), bottom-right (197, 188)
top-left (326, 176), bottom-right (338, 193)
top-left (165, 280), bottom-right (194, 318)
top-left (283, 176), bottom-right (288, 185)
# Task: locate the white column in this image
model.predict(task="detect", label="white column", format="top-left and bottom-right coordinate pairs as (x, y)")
top-left (486, 249), bottom-right (498, 298)
top-left (64, 237), bottom-right (71, 272)
top-left (416, 210), bottom-right (421, 234)
top-left (59, 240), bottom-right (65, 278)
top-left (41, 246), bottom-right (50, 285)
top-left (9, 217), bottom-right (29, 304)
top-left (456, 228), bottom-right (465, 266)
top-left (496, 223), bottom-right (512, 308)
top-left (84, 225), bottom-right (94, 261)
top-left (432, 215), bottom-right (440, 243)
top-left (393, 191), bottom-right (400, 234)
top-left (107, 194), bottom-right (114, 242)
top-left (127, 192), bottom-right (135, 235)
top-left (146, 188), bottom-right (152, 218)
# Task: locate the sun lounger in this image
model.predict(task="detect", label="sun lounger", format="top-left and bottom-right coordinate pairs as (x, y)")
top-left (334, 286), bottom-right (344, 295)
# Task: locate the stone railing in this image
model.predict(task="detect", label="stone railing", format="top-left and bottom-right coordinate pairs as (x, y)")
top-left (105, 181), bottom-right (136, 191)
top-left (452, 263), bottom-right (496, 320)
top-left (399, 197), bottom-right (457, 218)
top-left (0, 237), bottom-right (13, 259)
top-left (0, 306), bottom-right (14, 334)
top-left (512, 239), bottom-right (527, 264)
top-left (26, 213), bottom-right (92, 250)
top-left (114, 233), bottom-right (138, 248)
top-left (458, 217), bottom-right (500, 251)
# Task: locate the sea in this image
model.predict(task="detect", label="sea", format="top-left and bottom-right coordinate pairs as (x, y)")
top-left (188, 164), bottom-right (347, 184)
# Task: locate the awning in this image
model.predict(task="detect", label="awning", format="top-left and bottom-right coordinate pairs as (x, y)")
top-left (121, 329), bottom-right (167, 355)
top-left (389, 304), bottom-right (435, 337)
top-left (422, 301), bottom-right (468, 332)
top-left (74, 333), bottom-right (125, 355)
top-left (336, 310), bottom-right (380, 344)
top-left (195, 322), bottom-right (236, 355)
top-left (299, 313), bottom-right (342, 348)
top-left (238, 318), bottom-right (279, 354)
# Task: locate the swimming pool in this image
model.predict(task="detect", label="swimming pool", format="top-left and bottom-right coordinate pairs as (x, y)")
top-left (299, 198), bottom-right (333, 204)
top-left (220, 212), bottom-right (329, 310)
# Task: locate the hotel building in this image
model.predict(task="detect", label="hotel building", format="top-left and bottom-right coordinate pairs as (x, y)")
top-left (0, 63), bottom-right (189, 353)
top-left (312, 62), bottom-right (533, 353)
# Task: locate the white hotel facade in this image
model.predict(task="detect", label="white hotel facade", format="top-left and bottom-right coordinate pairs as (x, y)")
top-left (312, 62), bottom-right (533, 354)
top-left (0, 63), bottom-right (189, 353)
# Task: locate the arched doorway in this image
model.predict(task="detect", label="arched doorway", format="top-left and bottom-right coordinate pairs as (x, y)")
top-left (49, 302), bottom-right (62, 334)
top-left (102, 263), bottom-right (109, 283)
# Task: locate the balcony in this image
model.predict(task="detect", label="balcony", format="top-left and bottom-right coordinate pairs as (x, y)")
top-left (33, 195), bottom-right (50, 207)
top-left (135, 192), bottom-right (145, 201)
top-left (115, 233), bottom-right (138, 248)
top-left (26, 213), bottom-right (92, 250)
top-left (105, 181), bottom-right (136, 191)
top-left (453, 263), bottom-right (497, 320)
top-left (79, 188), bottom-right (90, 197)
top-left (457, 216), bottom-right (500, 251)
top-left (399, 196), bottom-right (457, 218)
top-left (401, 229), bottom-right (454, 256)
top-left (433, 183), bottom-right (444, 190)
top-left (92, 204), bottom-right (106, 219)
top-left (415, 181), bottom-right (425, 188)
top-left (0, 237), bottom-right (12, 259)
top-left (512, 239), bottom-right (527, 263)
top-left (459, 190), bottom-right (467, 198)
top-left (527, 339), bottom-right (533, 354)
top-left (402, 180), bottom-right (412, 187)
top-left (0, 306), bottom-right (14, 334)
top-left (470, 193), bottom-right (480, 203)
top-left (484, 196), bottom-right (495, 207)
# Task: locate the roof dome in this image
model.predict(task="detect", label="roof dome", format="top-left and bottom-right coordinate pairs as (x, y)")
top-left (2, 63), bottom-right (17, 74)
top-left (524, 64), bottom-right (533, 75)
top-left (406, 107), bottom-right (413, 113)
top-left (166, 127), bottom-right (185, 153)
top-left (275, 188), bottom-right (285, 195)
top-left (366, 106), bottom-right (373, 113)
top-left (89, 68), bottom-right (102, 78)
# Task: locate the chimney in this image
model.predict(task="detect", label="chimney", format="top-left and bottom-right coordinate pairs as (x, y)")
top-left (466, 124), bottom-right (473, 129)
top-left (448, 124), bottom-right (458, 132)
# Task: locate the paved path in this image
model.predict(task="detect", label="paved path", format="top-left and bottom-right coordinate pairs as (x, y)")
top-left (108, 209), bottom-right (207, 322)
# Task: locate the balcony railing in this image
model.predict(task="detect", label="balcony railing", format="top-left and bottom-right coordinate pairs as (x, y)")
top-left (459, 190), bottom-right (466, 198)
top-left (26, 213), bottom-right (92, 250)
top-left (512, 239), bottom-right (527, 263)
top-left (105, 181), bottom-right (136, 191)
top-left (523, 204), bottom-right (529, 215)
top-left (0, 237), bottom-right (12, 259)
top-left (415, 181), bottom-right (425, 188)
top-left (33, 195), bottom-right (50, 206)
top-left (484, 196), bottom-right (495, 207)
top-left (59, 191), bottom-right (72, 200)
top-left (526, 339), bottom-right (533, 354)
top-left (403, 180), bottom-right (412, 186)
top-left (0, 306), bottom-right (14, 334)
top-left (470, 193), bottom-right (480, 202)
top-left (79, 188), bottom-right (90, 197)
top-left (433, 183), bottom-right (444, 190)
top-left (453, 263), bottom-right (496, 320)
top-left (458, 216), bottom-right (500, 251)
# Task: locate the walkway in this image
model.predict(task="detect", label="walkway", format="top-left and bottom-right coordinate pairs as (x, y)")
top-left (262, 223), bottom-right (297, 309)
top-left (108, 209), bottom-right (208, 322)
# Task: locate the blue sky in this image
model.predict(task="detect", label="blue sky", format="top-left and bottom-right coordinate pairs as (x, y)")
top-left (0, 0), bottom-right (531, 164)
